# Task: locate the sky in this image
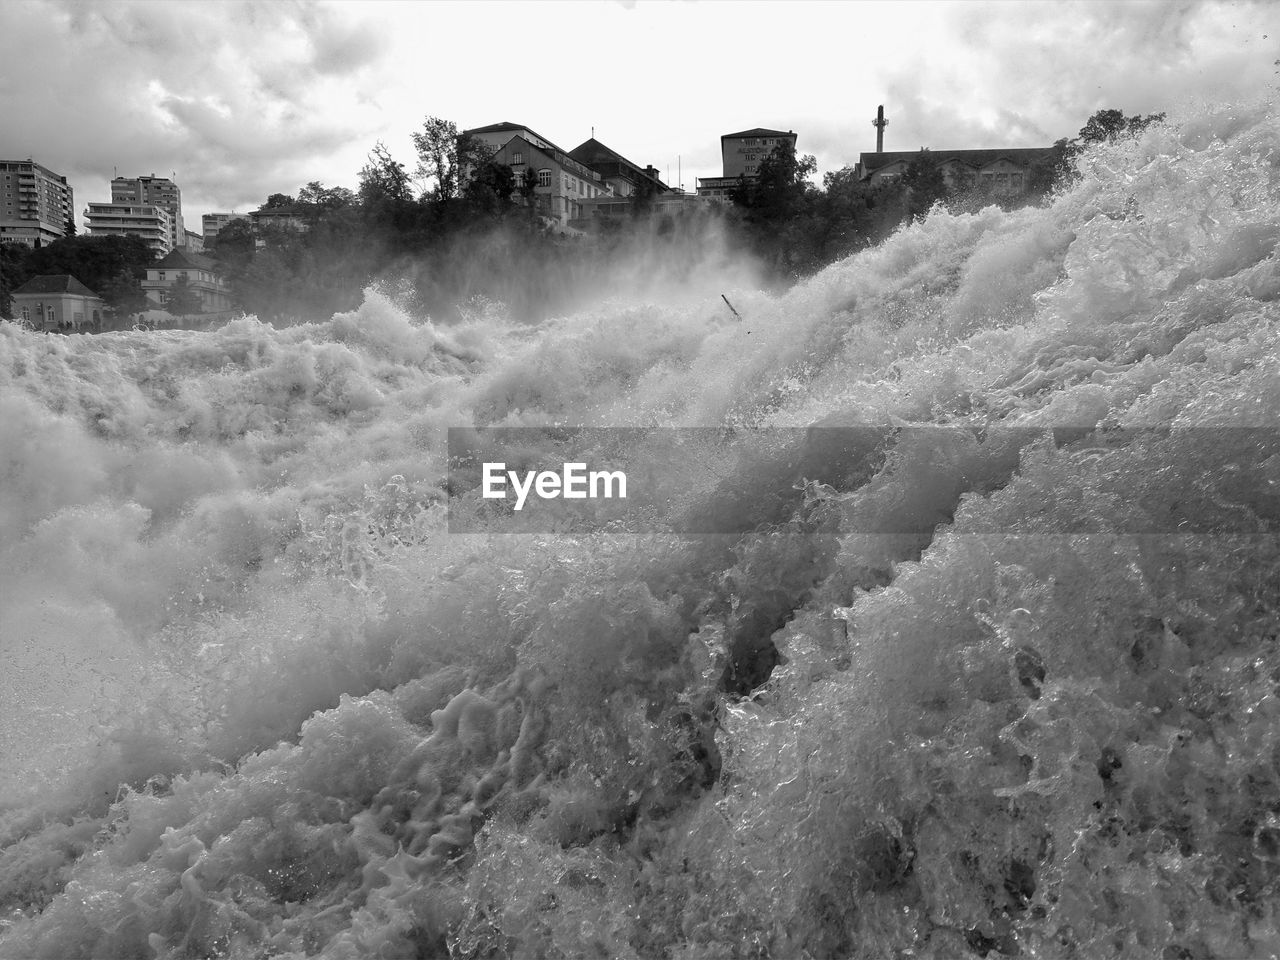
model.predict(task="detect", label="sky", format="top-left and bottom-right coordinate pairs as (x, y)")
top-left (2, 0), bottom-right (1278, 234)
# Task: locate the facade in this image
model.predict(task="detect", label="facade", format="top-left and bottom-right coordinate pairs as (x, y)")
top-left (202, 212), bottom-right (250, 242)
top-left (854, 148), bottom-right (1056, 196)
top-left (720, 128), bottom-right (797, 179)
top-left (10, 274), bottom-right (104, 331)
top-left (182, 232), bottom-right (204, 253)
top-left (140, 249), bottom-right (232, 315)
top-left (111, 176), bottom-right (185, 248)
top-left (249, 205), bottom-right (310, 234)
top-left (696, 127), bottom-right (798, 201)
top-left (0, 159), bottom-right (75, 247)
top-left (85, 202), bottom-right (174, 255)
top-left (481, 132), bottom-right (613, 228)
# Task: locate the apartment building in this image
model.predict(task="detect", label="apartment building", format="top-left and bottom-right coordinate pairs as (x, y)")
top-left (111, 175), bottom-right (185, 248)
top-left (85, 201), bottom-right (174, 255)
top-left (0, 159), bottom-right (75, 247)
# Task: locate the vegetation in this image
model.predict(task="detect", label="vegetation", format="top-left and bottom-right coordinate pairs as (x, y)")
top-left (1, 109), bottom-right (1162, 328)
top-left (0, 234), bottom-right (154, 320)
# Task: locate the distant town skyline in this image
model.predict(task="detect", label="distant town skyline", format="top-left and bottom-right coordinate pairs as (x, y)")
top-left (3, 0), bottom-right (1277, 233)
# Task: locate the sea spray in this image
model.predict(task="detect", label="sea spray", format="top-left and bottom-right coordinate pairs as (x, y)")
top-left (2, 97), bottom-right (1280, 957)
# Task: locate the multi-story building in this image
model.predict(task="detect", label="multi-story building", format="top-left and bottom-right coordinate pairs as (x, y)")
top-left (202, 212), bottom-right (250, 242)
top-left (10, 274), bottom-right (104, 331)
top-left (462, 122), bottom-right (614, 228)
top-left (140, 249), bottom-right (232, 315)
top-left (567, 138), bottom-right (668, 199)
top-left (696, 127), bottom-right (798, 201)
top-left (85, 201), bottom-right (174, 255)
top-left (0, 159), bottom-right (75, 247)
top-left (111, 176), bottom-right (185, 248)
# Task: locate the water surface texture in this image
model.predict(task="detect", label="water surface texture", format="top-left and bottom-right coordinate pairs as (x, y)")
top-left (3, 100), bottom-right (1280, 958)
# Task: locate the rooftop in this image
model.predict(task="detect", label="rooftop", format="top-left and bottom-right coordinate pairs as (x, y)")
top-left (12, 274), bottom-right (100, 297)
top-left (857, 147), bottom-right (1056, 176)
top-left (722, 128), bottom-right (796, 140)
top-left (154, 249), bottom-right (219, 271)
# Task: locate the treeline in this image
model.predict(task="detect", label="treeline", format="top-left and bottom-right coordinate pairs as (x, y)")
top-left (0, 109), bottom-right (1163, 327)
top-left (0, 234), bottom-right (155, 326)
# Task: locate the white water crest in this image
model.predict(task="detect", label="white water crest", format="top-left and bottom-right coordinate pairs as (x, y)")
top-left (3, 98), bottom-right (1280, 958)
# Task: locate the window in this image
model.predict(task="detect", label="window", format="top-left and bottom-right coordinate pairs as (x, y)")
top-left (512, 151), bottom-right (524, 165)
top-left (20, 307), bottom-right (28, 321)
top-left (537, 169), bottom-right (550, 188)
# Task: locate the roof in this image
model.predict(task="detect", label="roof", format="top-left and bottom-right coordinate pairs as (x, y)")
top-left (722, 128), bottom-right (796, 140)
top-left (568, 138), bottom-right (669, 192)
top-left (12, 274), bottom-right (100, 297)
top-left (857, 147), bottom-right (1056, 177)
top-left (463, 121), bottom-right (566, 155)
top-left (251, 204), bottom-right (309, 217)
top-left (154, 249), bottom-right (218, 271)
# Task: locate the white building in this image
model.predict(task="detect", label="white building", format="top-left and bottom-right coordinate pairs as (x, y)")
top-left (85, 202), bottom-right (174, 255)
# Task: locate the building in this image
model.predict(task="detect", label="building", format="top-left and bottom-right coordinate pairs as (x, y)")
top-left (463, 121), bottom-right (562, 160)
top-left (851, 105), bottom-right (1055, 198)
top-left (568, 138), bottom-right (668, 199)
top-left (248, 205), bottom-right (310, 235)
top-left (10, 274), bottom-right (104, 331)
top-left (111, 176), bottom-right (185, 248)
top-left (140, 249), bottom-right (232, 315)
top-left (853, 148), bottom-right (1056, 197)
top-left (85, 201), bottom-right (174, 255)
top-left (182, 232), bottom-right (204, 253)
top-left (0, 159), bottom-right (75, 247)
top-left (462, 122), bottom-right (615, 228)
top-left (202, 212), bottom-right (250, 242)
top-left (696, 127), bottom-right (797, 201)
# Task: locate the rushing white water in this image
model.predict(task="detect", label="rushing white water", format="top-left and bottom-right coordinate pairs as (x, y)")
top-left (2, 98), bottom-right (1279, 958)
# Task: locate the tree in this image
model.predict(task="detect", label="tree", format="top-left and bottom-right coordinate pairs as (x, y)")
top-left (412, 116), bottom-right (492, 202)
top-left (1077, 108), bottom-right (1165, 144)
top-left (358, 141), bottom-right (413, 205)
top-left (296, 181), bottom-right (356, 222)
top-left (98, 271), bottom-right (152, 320)
top-left (0, 242), bottom-right (29, 318)
top-left (165, 275), bottom-right (203, 316)
top-left (462, 159), bottom-right (518, 214)
top-left (206, 218), bottom-right (255, 272)
top-left (902, 149), bottom-right (948, 219)
top-left (263, 192), bottom-right (295, 208)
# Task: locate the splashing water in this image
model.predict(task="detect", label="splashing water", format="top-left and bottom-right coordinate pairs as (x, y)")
top-left (2, 99), bottom-right (1280, 958)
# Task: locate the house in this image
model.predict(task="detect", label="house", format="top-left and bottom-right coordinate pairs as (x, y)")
top-left (10, 274), bottom-right (104, 331)
top-left (140, 249), bottom-right (233, 315)
top-left (696, 127), bottom-right (798, 201)
top-left (854, 148), bottom-right (1057, 196)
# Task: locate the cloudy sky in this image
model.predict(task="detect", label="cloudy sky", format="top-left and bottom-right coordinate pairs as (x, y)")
top-left (2, 0), bottom-right (1277, 233)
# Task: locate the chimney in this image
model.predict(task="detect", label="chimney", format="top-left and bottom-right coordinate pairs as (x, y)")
top-left (873, 105), bottom-right (888, 153)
